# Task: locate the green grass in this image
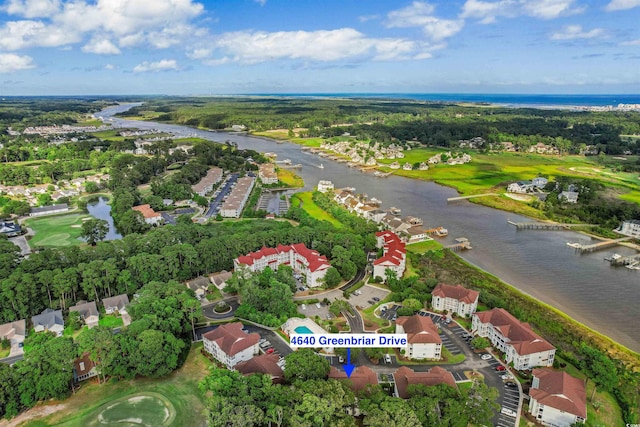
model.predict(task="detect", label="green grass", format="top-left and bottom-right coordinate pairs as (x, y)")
top-left (24, 213), bottom-right (92, 248)
top-left (406, 240), bottom-right (442, 254)
top-left (290, 192), bottom-right (343, 228)
top-left (22, 344), bottom-right (209, 427)
top-left (0, 347), bottom-right (10, 358)
top-left (205, 287), bottom-right (222, 302)
top-left (98, 315), bottom-right (124, 328)
top-left (276, 168), bottom-right (304, 187)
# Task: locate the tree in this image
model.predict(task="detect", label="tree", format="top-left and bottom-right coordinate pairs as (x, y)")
top-left (81, 218), bottom-right (109, 246)
top-left (284, 348), bottom-right (330, 383)
top-left (397, 298), bottom-right (423, 316)
top-left (37, 193), bottom-right (52, 206)
top-left (84, 181), bottom-right (99, 193)
top-left (323, 267), bottom-right (342, 288)
top-left (67, 310), bottom-right (83, 331)
top-left (471, 336), bottom-right (490, 350)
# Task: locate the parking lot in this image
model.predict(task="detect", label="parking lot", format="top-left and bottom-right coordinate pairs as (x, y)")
top-left (380, 304), bottom-right (400, 321)
top-left (297, 301), bottom-right (331, 319)
top-left (348, 284), bottom-right (390, 309)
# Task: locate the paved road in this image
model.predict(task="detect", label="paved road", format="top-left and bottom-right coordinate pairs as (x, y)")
top-left (8, 235), bottom-right (31, 256)
top-left (0, 354), bottom-right (24, 365)
top-left (343, 303), bottom-right (364, 333)
top-left (205, 173), bottom-right (238, 218)
top-left (201, 297), bottom-right (239, 319)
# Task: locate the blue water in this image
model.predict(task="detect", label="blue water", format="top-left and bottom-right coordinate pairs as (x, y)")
top-left (244, 93), bottom-right (640, 107)
top-left (295, 326), bottom-right (313, 334)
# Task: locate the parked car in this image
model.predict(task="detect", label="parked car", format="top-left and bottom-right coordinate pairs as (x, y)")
top-left (505, 381), bottom-right (518, 388)
top-left (501, 374), bottom-right (514, 380)
top-left (384, 354), bottom-right (392, 364)
top-left (495, 365), bottom-right (506, 371)
top-left (338, 355), bottom-right (344, 363)
top-left (372, 297), bottom-right (380, 302)
top-left (266, 348), bottom-right (275, 354)
top-left (367, 300), bottom-right (375, 305)
top-left (501, 408), bottom-right (517, 417)
top-left (480, 353), bottom-right (492, 360)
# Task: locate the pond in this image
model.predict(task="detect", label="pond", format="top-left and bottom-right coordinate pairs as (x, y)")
top-left (86, 197), bottom-right (122, 240)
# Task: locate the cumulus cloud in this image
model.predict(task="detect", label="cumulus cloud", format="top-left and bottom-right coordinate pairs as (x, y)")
top-left (0, 20), bottom-right (81, 50)
top-left (605, 0), bottom-right (640, 10)
top-left (0, 53), bottom-right (36, 72)
top-left (208, 28), bottom-right (429, 64)
top-left (133, 59), bottom-right (178, 72)
top-left (549, 25), bottom-right (605, 40)
top-left (82, 38), bottom-right (121, 54)
top-left (4, 0), bottom-right (61, 18)
top-left (620, 39), bottom-right (640, 46)
top-left (461, 0), bottom-right (583, 23)
top-left (386, 2), bottom-right (464, 41)
top-left (254, 0), bottom-right (267, 5)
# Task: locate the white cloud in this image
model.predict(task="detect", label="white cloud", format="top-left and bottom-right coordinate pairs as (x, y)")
top-left (133, 59), bottom-right (179, 72)
top-left (461, 0), bottom-right (583, 23)
top-left (4, 0), bottom-right (61, 18)
top-left (620, 39), bottom-right (640, 46)
top-left (605, 0), bottom-right (640, 11)
top-left (358, 14), bottom-right (380, 23)
top-left (0, 53), bottom-right (36, 72)
top-left (386, 2), bottom-right (464, 41)
top-left (82, 38), bottom-right (121, 54)
top-left (105, 63), bottom-right (115, 69)
top-left (550, 25), bottom-right (605, 40)
top-left (209, 28), bottom-right (428, 64)
top-left (254, 0), bottom-right (267, 5)
top-left (0, 20), bottom-right (81, 50)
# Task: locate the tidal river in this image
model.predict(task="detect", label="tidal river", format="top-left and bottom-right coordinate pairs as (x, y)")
top-left (97, 104), bottom-right (640, 352)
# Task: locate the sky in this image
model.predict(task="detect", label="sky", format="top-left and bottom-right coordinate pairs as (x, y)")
top-left (0, 0), bottom-right (639, 95)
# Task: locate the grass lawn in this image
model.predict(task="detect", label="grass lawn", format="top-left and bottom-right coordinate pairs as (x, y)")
top-left (276, 168), bottom-right (304, 187)
top-left (290, 192), bottom-right (343, 228)
top-left (25, 213), bottom-right (92, 248)
top-left (22, 343), bottom-right (210, 427)
top-left (98, 315), bottom-right (124, 329)
top-left (0, 347), bottom-right (10, 358)
top-left (406, 240), bottom-right (442, 254)
top-left (205, 286), bottom-right (222, 302)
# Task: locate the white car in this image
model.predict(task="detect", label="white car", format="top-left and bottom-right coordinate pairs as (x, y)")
top-left (501, 407), bottom-right (517, 417)
top-left (501, 374), bottom-right (514, 380)
top-left (480, 353), bottom-right (492, 360)
top-left (384, 354), bottom-right (392, 364)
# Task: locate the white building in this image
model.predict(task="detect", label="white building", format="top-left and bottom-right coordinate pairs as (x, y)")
top-left (203, 322), bottom-right (260, 369)
top-left (32, 308), bottom-right (64, 336)
top-left (317, 180), bottom-right (335, 193)
top-left (132, 204), bottom-right (163, 225)
top-left (192, 167), bottom-right (223, 196)
top-left (529, 368), bottom-right (587, 426)
top-left (431, 283), bottom-right (479, 317)
top-left (29, 204), bottom-right (69, 217)
top-left (69, 301), bottom-right (100, 329)
top-left (472, 308), bottom-right (555, 370)
top-left (395, 315), bottom-right (442, 360)
top-left (258, 163), bottom-right (278, 185)
top-left (234, 243), bottom-right (331, 288)
top-left (373, 231), bottom-right (406, 282)
top-left (507, 181), bottom-right (534, 193)
top-left (558, 191), bottom-right (579, 203)
top-left (532, 177), bottom-right (548, 188)
top-left (220, 176), bottom-right (255, 218)
top-left (617, 219), bottom-right (640, 238)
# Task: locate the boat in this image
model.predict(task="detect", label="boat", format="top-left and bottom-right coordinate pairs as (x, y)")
top-left (389, 207), bottom-right (402, 216)
top-left (434, 227), bottom-right (448, 237)
top-left (605, 253), bottom-right (623, 262)
top-left (318, 164), bottom-right (324, 169)
top-left (625, 261), bottom-right (640, 270)
top-left (566, 242), bottom-right (581, 249)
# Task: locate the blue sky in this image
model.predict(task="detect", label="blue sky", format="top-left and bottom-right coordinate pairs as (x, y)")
top-left (0, 0), bottom-right (638, 95)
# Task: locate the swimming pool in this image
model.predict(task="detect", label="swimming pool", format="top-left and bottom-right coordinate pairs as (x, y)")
top-left (295, 326), bottom-right (313, 334)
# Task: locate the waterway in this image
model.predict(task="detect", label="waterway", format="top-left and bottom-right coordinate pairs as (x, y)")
top-left (96, 104), bottom-right (640, 352)
top-left (86, 196), bottom-right (122, 240)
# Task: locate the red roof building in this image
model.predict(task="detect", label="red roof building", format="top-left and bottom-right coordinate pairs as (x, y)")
top-left (529, 368), bottom-right (587, 426)
top-left (393, 366), bottom-right (457, 399)
top-left (395, 315), bottom-right (442, 360)
top-left (373, 231), bottom-right (406, 282)
top-left (235, 353), bottom-right (284, 383)
top-left (203, 322), bottom-right (260, 369)
top-left (132, 204), bottom-right (162, 225)
top-left (431, 283), bottom-right (479, 317)
top-left (328, 366), bottom-right (379, 393)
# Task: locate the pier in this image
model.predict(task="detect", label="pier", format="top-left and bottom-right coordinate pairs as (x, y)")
top-left (280, 164), bottom-right (302, 169)
top-left (568, 237), bottom-right (633, 254)
top-left (507, 221), bottom-right (597, 230)
top-left (446, 238), bottom-right (472, 252)
top-left (447, 193), bottom-right (498, 202)
top-left (610, 253), bottom-right (640, 267)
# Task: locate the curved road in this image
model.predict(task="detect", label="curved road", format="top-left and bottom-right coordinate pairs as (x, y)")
top-left (202, 297), bottom-right (239, 320)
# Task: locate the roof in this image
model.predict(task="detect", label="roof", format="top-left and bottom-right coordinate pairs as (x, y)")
top-left (432, 283), bottom-right (479, 304)
top-left (0, 319), bottom-right (26, 339)
top-left (32, 308), bottom-right (64, 329)
top-left (30, 204), bottom-right (69, 214)
top-left (192, 167), bottom-right (223, 193)
top-left (474, 308), bottom-right (555, 355)
top-left (186, 276), bottom-right (211, 291)
top-left (132, 204), bottom-right (161, 219)
top-left (530, 368), bottom-right (587, 419)
top-left (235, 353), bottom-right (284, 382)
top-left (209, 271), bottom-right (233, 287)
top-left (328, 366), bottom-right (379, 392)
top-left (393, 366), bottom-right (457, 398)
top-left (235, 243), bottom-right (330, 273)
top-left (396, 315), bottom-right (441, 345)
top-left (69, 301), bottom-right (99, 318)
top-left (102, 294), bottom-right (129, 310)
top-left (0, 221), bottom-right (21, 235)
top-left (74, 352), bottom-right (96, 378)
top-left (203, 322), bottom-right (260, 357)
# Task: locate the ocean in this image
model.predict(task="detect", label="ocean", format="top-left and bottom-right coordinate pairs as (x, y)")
top-left (244, 93), bottom-right (640, 108)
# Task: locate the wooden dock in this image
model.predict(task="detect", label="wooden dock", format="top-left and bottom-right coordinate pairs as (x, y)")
top-left (447, 193), bottom-right (498, 202)
top-left (610, 253), bottom-right (640, 266)
top-left (508, 221), bottom-right (597, 230)
top-left (569, 237), bottom-right (633, 254)
top-left (446, 238), bottom-right (472, 252)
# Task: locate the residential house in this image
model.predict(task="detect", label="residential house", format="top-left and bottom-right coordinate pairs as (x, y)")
top-left (258, 163), bottom-right (278, 185)
top-left (235, 353), bottom-right (284, 383)
top-left (507, 181), bottom-right (534, 194)
top-left (393, 366), bottom-right (457, 398)
top-left (395, 315), bottom-right (442, 360)
top-left (103, 294), bottom-right (130, 314)
top-left (529, 368), bottom-right (587, 426)
top-left (404, 226), bottom-right (430, 244)
top-left (32, 308), bottom-right (64, 336)
top-left (328, 365), bottom-right (378, 392)
top-left (472, 308), bottom-right (555, 370)
top-left (558, 191), bottom-right (579, 203)
top-left (69, 301), bottom-right (100, 328)
top-left (186, 276), bottom-right (210, 300)
top-left (617, 219), bottom-right (640, 238)
top-left (431, 283), bottom-right (479, 317)
top-left (73, 352), bottom-right (98, 383)
top-left (234, 243), bottom-right (331, 288)
top-left (202, 322), bottom-right (260, 369)
top-left (0, 221), bottom-right (21, 237)
top-left (389, 162), bottom-right (400, 169)
top-left (29, 204), bottom-right (69, 217)
top-left (0, 319), bottom-right (26, 349)
top-left (532, 177), bottom-right (549, 188)
top-left (317, 180), bottom-right (334, 193)
top-left (501, 141), bottom-right (516, 152)
top-left (132, 204), bottom-right (163, 225)
top-left (373, 231), bottom-right (406, 282)
top-left (209, 270), bottom-right (233, 291)
top-left (402, 162), bottom-right (412, 170)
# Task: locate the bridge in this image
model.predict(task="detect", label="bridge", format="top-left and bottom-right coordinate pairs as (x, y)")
top-left (568, 237), bottom-right (633, 254)
top-left (508, 221), bottom-right (597, 230)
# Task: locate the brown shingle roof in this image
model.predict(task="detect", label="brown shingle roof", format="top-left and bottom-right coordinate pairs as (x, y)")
top-left (132, 204), bottom-right (161, 219)
top-left (74, 352), bottom-right (96, 377)
top-left (203, 323), bottom-right (260, 357)
top-left (530, 368), bottom-right (587, 419)
top-left (235, 353), bottom-right (284, 383)
top-left (393, 366), bottom-right (457, 399)
top-left (475, 308), bottom-right (555, 355)
top-left (328, 366), bottom-right (379, 392)
top-left (396, 315), bottom-right (441, 345)
top-left (432, 283), bottom-right (479, 304)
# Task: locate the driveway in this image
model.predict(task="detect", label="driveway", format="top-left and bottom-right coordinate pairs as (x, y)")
top-left (202, 297), bottom-right (239, 320)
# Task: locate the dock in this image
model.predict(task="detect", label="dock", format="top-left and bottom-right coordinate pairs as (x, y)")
top-left (610, 253), bottom-right (640, 267)
top-left (280, 164), bottom-right (302, 169)
top-left (568, 237), bottom-right (633, 254)
top-left (447, 193), bottom-right (498, 202)
top-left (446, 238), bottom-right (472, 252)
top-left (508, 221), bottom-right (597, 230)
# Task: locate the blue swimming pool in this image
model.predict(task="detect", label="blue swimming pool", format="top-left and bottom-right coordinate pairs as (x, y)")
top-left (295, 326), bottom-right (313, 334)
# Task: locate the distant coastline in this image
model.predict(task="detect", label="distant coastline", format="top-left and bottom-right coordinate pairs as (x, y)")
top-left (240, 92), bottom-right (640, 109)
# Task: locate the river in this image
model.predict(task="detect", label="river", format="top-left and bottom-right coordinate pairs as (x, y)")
top-left (97, 104), bottom-right (640, 352)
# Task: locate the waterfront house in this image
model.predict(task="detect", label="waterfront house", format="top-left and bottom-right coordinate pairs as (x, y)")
top-left (69, 301), bottom-right (99, 328)
top-left (32, 308), bottom-right (64, 336)
top-left (431, 283), bottom-right (479, 317)
top-left (404, 226), bottom-right (429, 244)
top-left (393, 366), bottom-right (457, 398)
top-left (328, 366), bottom-right (378, 392)
top-left (373, 231), bottom-right (406, 282)
top-left (132, 204), bottom-right (163, 225)
top-left (472, 308), bottom-right (555, 370)
top-left (103, 294), bottom-right (129, 315)
top-left (317, 180), bottom-right (334, 193)
top-left (617, 219), bottom-right (640, 238)
top-left (202, 322), bottom-right (260, 369)
top-left (258, 163), bottom-right (278, 185)
top-left (235, 353), bottom-right (284, 383)
top-left (395, 315), bottom-right (442, 360)
top-left (529, 368), bottom-right (586, 426)
top-left (507, 181), bottom-right (534, 194)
